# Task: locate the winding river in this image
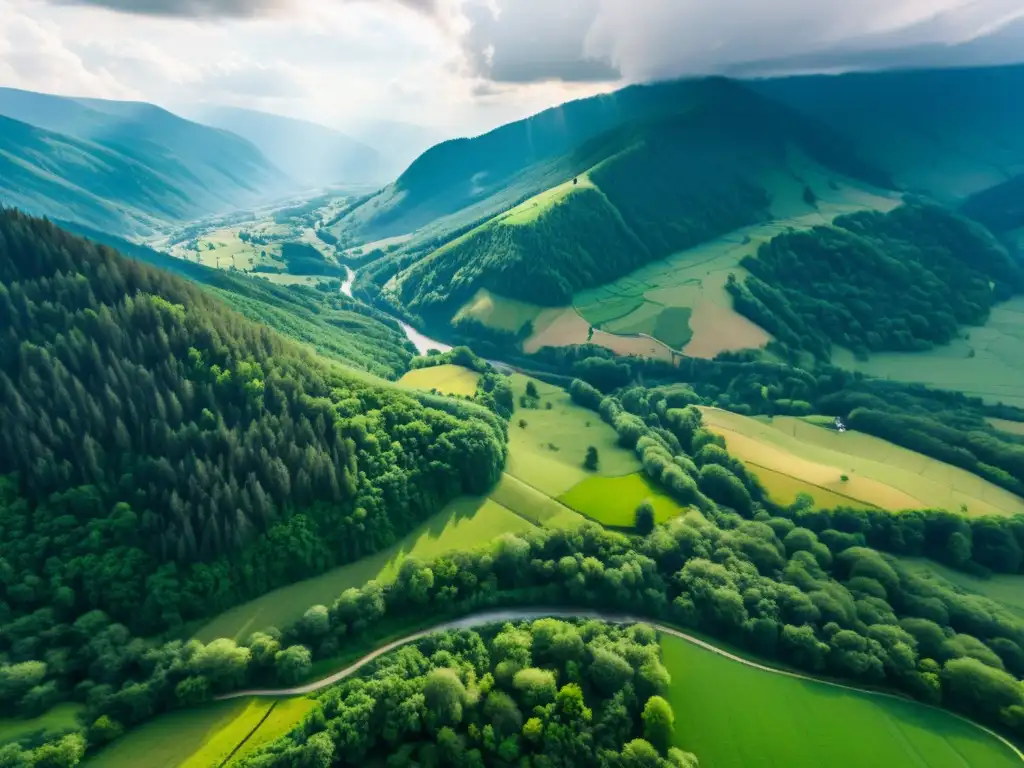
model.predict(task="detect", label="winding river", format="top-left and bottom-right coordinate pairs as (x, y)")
top-left (342, 266), bottom-right (452, 356)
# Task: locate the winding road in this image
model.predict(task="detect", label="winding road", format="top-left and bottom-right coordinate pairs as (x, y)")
top-left (216, 607), bottom-right (1024, 762)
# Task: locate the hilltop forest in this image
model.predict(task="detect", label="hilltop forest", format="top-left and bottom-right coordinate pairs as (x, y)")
top-left (0, 210), bottom-right (506, 638)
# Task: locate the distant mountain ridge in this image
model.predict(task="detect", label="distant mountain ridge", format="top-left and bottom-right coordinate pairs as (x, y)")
top-left (0, 87), bottom-right (287, 235)
top-left (183, 104), bottom-right (386, 187)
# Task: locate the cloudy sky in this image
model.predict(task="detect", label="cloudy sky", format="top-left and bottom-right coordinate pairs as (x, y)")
top-left (2, 0), bottom-right (1024, 137)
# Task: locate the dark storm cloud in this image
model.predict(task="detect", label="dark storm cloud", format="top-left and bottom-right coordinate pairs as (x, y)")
top-left (46, 0), bottom-right (439, 19)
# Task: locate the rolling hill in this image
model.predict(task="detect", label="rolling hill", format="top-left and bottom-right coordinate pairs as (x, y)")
top-left (184, 105), bottom-right (386, 187)
top-left (376, 78), bottom-right (889, 317)
top-left (0, 87), bottom-right (287, 234)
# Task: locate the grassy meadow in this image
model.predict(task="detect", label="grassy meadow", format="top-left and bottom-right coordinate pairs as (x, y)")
top-left (194, 497), bottom-right (534, 642)
top-left (85, 697), bottom-right (316, 768)
top-left (84, 699), bottom-right (256, 768)
top-left (454, 288), bottom-right (543, 333)
top-left (832, 296), bottom-right (1024, 408)
top-left (748, 465), bottom-right (876, 511)
top-left (700, 408), bottom-right (1024, 517)
top-left (662, 634), bottom-right (1022, 768)
top-left (490, 474), bottom-right (587, 530)
top-left (559, 473), bottom-right (686, 528)
top-left (988, 417), bottom-right (1024, 436)
top-left (507, 374), bottom-right (641, 496)
top-left (398, 364), bottom-right (482, 397)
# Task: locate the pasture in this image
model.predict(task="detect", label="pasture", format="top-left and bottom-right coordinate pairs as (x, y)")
top-left (498, 174), bottom-right (594, 226)
top-left (507, 373), bottom-right (641, 496)
top-left (194, 497), bottom-right (534, 642)
top-left (86, 697), bottom-right (317, 768)
top-left (700, 408), bottom-right (1024, 517)
top-left (988, 417), bottom-right (1024, 436)
top-left (398, 364), bottom-right (481, 397)
top-left (490, 474), bottom-right (587, 530)
top-left (84, 699), bottom-right (257, 768)
top-left (454, 288), bottom-right (542, 333)
top-left (523, 306), bottom-right (676, 362)
top-left (0, 703), bottom-right (83, 745)
top-left (749, 465), bottom-right (876, 511)
top-left (832, 296), bottom-right (1024, 408)
top-left (559, 472), bottom-right (685, 528)
top-left (662, 634), bottom-right (1022, 768)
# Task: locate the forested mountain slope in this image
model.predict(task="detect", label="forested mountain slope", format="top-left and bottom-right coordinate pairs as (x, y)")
top-left (962, 174), bottom-right (1024, 236)
top-left (750, 65), bottom-right (1024, 202)
top-left (0, 88), bottom-right (286, 234)
top-left (56, 220), bottom-right (415, 379)
top-left (727, 201), bottom-right (1024, 360)
top-left (185, 105), bottom-right (386, 187)
top-left (0, 210), bottom-right (506, 636)
top-left (339, 77), bottom-right (884, 241)
top-left (378, 80), bottom-right (889, 315)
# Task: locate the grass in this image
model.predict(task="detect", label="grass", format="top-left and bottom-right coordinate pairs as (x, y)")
top-left (0, 704), bottom-right (84, 745)
top-left (398, 364), bottom-right (481, 397)
top-left (507, 374), bottom-right (641, 497)
top-left (899, 557), bottom-right (1024, 618)
top-left (524, 307), bottom-right (676, 362)
top-left (194, 497), bottom-right (534, 643)
top-left (453, 288), bottom-right (542, 333)
top-left (652, 306), bottom-right (694, 349)
top-left (832, 296), bottom-right (1024, 408)
top-left (700, 408), bottom-right (1024, 517)
top-left (558, 473), bottom-right (685, 528)
top-left (749, 464), bottom-right (877, 511)
top-left (178, 699), bottom-right (273, 768)
top-left (226, 698), bottom-right (318, 766)
top-left (498, 175), bottom-right (595, 226)
top-left (84, 699), bottom-right (255, 768)
top-left (662, 634), bottom-right (1022, 768)
top-left (490, 473), bottom-right (587, 529)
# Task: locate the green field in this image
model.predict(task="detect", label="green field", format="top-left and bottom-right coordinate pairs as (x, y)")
top-left (507, 374), bottom-right (641, 496)
top-left (0, 704), bottom-right (84, 745)
top-left (226, 698), bottom-right (317, 766)
top-left (662, 634), bottom-right (1022, 768)
top-left (559, 472), bottom-right (685, 528)
top-left (490, 474), bottom-right (588, 529)
top-left (398, 364), bottom-right (482, 397)
top-left (85, 699), bottom-right (256, 768)
top-left (85, 697), bottom-right (316, 768)
top-left (498, 174), bottom-right (595, 226)
top-left (900, 558), bottom-right (1024, 618)
top-left (195, 496), bottom-right (534, 642)
top-left (833, 296), bottom-right (1024, 408)
top-left (700, 408), bottom-right (1024, 517)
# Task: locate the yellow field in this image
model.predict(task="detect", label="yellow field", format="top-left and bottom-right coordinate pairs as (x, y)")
top-left (700, 408), bottom-right (1024, 517)
top-left (454, 288), bottom-right (543, 333)
top-left (988, 417), bottom-right (1024, 436)
top-left (507, 374), bottom-right (641, 496)
top-left (749, 464), bottom-right (877, 511)
top-left (559, 472), bottom-right (686, 528)
top-left (524, 306), bottom-right (676, 362)
top-left (398, 364), bottom-right (481, 397)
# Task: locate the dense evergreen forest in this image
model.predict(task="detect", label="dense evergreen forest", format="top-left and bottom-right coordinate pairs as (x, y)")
top-left (57, 221), bottom-right (415, 379)
top-left (0, 210), bottom-right (506, 642)
top-left (385, 84), bottom-right (888, 315)
top-left (962, 174), bottom-right (1024, 235)
top-left (727, 201), bottom-right (1024, 359)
